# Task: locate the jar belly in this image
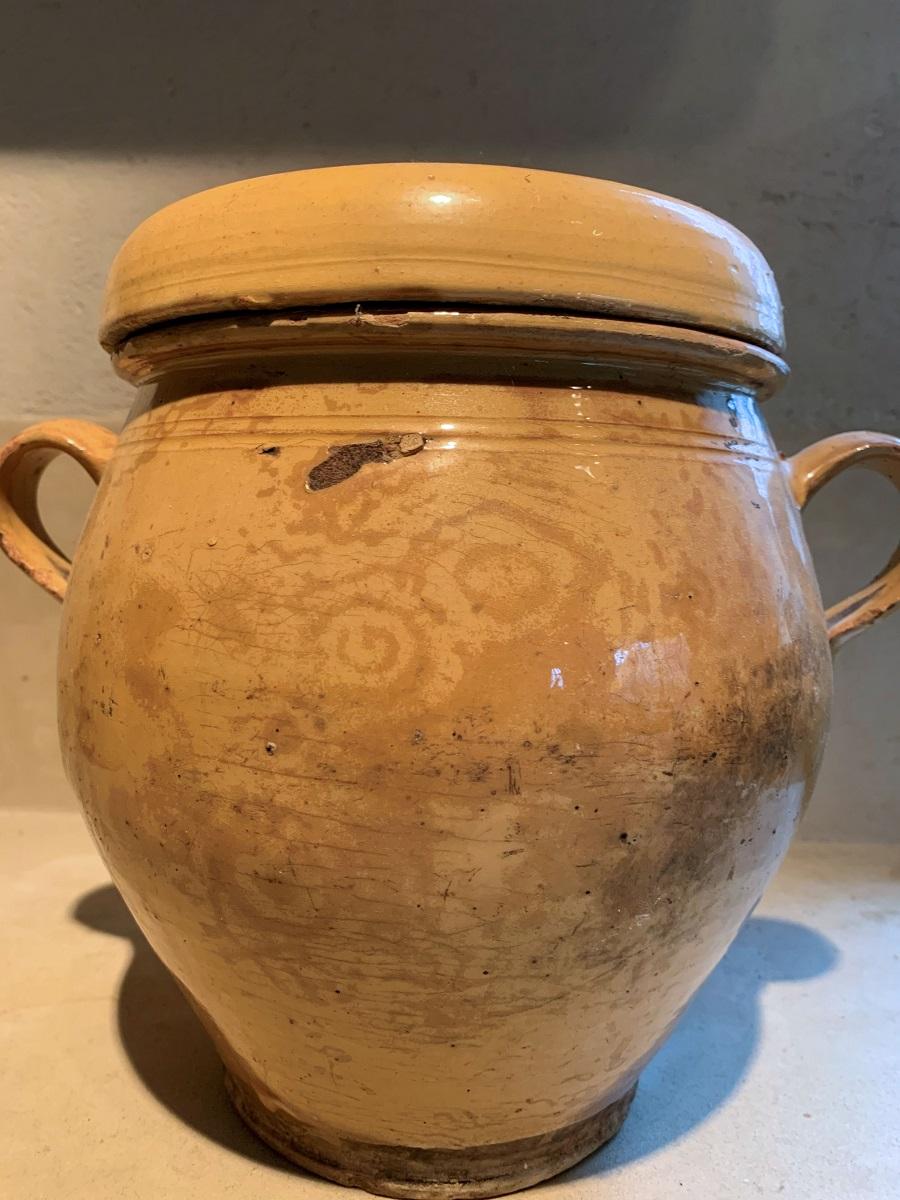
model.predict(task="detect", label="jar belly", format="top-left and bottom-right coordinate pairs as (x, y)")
top-left (58, 389), bottom-right (832, 1149)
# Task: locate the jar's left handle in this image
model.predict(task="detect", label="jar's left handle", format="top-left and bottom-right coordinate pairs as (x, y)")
top-left (0, 420), bottom-right (118, 601)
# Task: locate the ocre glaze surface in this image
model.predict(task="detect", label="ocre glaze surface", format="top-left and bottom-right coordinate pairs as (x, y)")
top-left (65, 371), bottom-right (834, 1165)
top-left (1, 166), bottom-right (899, 1198)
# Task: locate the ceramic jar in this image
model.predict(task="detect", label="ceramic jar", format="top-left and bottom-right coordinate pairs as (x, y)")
top-left (2, 165), bottom-right (898, 1198)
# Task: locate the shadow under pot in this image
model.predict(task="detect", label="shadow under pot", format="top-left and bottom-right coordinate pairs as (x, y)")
top-left (1, 164), bottom-right (897, 1198)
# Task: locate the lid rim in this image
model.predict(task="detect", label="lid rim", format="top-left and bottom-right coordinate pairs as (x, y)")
top-left (102, 291), bottom-right (783, 358)
top-left (111, 305), bottom-right (788, 399)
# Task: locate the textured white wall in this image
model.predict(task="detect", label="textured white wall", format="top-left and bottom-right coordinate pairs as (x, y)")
top-left (0, 1), bottom-right (897, 837)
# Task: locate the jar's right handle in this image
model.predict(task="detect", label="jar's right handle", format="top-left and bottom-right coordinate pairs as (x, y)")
top-left (0, 419), bottom-right (117, 602)
top-left (787, 431), bottom-right (900, 651)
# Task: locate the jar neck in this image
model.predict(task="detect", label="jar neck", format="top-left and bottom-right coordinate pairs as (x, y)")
top-left (109, 305), bottom-right (787, 402)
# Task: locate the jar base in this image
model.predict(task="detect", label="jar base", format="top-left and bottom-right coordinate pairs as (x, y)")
top-left (225, 1070), bottom-right (637, 1199)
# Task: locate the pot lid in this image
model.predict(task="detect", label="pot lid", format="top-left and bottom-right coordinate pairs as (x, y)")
top-left (100, 163), bottom-right (784, 355)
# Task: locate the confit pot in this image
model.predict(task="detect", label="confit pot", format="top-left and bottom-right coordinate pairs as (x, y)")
top-left (2, 164), bottom-right (899, 1198)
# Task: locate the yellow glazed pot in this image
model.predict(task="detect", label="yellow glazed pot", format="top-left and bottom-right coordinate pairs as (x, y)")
top-left (1, 165), bottom-right (898, 1198)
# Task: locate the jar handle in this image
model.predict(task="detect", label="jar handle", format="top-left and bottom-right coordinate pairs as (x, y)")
top-left (0, 420), bottom-right (117, 601)
top-left (787, 430), bottom-right (900, 651)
